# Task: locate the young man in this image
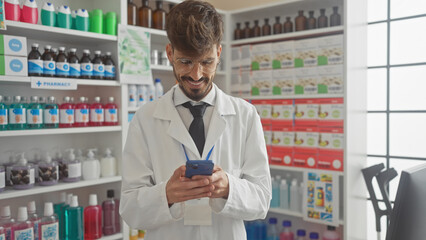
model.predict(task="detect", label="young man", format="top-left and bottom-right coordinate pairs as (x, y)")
top-left (120, 1), bottom-right (271, 239)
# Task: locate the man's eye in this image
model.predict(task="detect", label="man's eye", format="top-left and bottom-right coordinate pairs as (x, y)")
top-left (201, 60), bottom-right (213, 66)
top-left (180, 60), bottom-right (192, 65)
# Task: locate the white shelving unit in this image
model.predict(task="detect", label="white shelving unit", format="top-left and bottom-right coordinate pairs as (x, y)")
top-left (270, 165), bottom-right (345, 177)
top-left (0, 77), bottom-right (121, 87)
top-left (0, 126), bottom-right (122, 137)
top-left (100, 233), bottom-right (123, 240)
top-left (244, 94), bottom-right (345, 100)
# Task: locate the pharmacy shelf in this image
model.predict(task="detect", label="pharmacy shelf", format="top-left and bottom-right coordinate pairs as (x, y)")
top-left (231, 26), bottom-right (344, 46)
top-left (128, 107), bottom-right (140, 112)
top-left (269, 164), bottom-right (344, 176)
top-left (100, 233), bottom-right (123, 240)
top-left (4, 20), bottom-right (117, 44)
top-left (151, 64), bottom-right (173, 71)
top-left (241, 94), bottom-right (344, 100)
top-left (0, 126), bottom-right (122, 137)
top-left (0, 176), bottom-right (122, 200)
top-left (268, 208), bottom-right (345, 225)
top-left (0, 76), bottom-right (30, 83)
top-left (128, 25), bottom-right (167, 37)
top-left (0, 77), bottom-right (121, 87)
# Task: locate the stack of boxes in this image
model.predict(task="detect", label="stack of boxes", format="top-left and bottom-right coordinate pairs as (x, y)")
top-left (0, 34), bottom-right (28, 76)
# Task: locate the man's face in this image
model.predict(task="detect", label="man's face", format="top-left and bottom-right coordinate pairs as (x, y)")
top-left (166, 44), bottom-right (222, 101)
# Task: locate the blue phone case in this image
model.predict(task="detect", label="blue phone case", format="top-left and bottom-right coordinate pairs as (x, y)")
top-left (185, 160), bottom-right (214, 178)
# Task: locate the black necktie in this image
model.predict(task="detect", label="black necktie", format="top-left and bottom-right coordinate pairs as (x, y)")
top-left (182, 102), bottom-right (208, 156)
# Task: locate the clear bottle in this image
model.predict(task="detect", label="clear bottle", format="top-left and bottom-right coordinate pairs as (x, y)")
top-left (318, 9), bottom-right (328, 28)
top-left (27, 201), bottom-right (41, 240)
top-left (128, 0), bottom-right (137, 26)
top-left (59, 96), bottom-right (75, 128)
top-left (138, 0), bottom-right (152, 28)
top-left (80, 49), bottom-right (93, 79)
top-left (8, 96), bottom-right (26, 130)
top-left (37, 152), bottom-right (59, 186)
top-left (243, 21), bottom-right (252, 39)
top-left (92, 50), bottom-right (105, 80)
top-left (84, 194), bottom-right (102, 239)
top-left (27, 96), bottom-right (43, 129)
top-left (234, 23), bottom-right (242, 40)
top-left (28, 43), bottom-right (43, 77)
top-left (44, 96), bottom-right (59, 128)
top-left (280, 179), bottom-right (289, 209)
top-left (40, 202), bottom-right (59, 240)
top-left (102, 190), bottom-right (118, 235)
top-left (101, 148), bottom-right (117, 177)
top-left (290, 179), bottom-right (300, 212)
top-left (64, 196), bottom-right (84, 240)
top-left (42, 45), bottom-right (56, 77)
top-left (323, 226), bottom-right (340, 240)
top-left (309, 232), bottom-right (319, 240)
top-left (153, 0), bottom-right (166, 30)
top-left (0, 206), bottom-right (15, 240)
top-left (62, 149), bottom-right (81, 183)
top-left (0, 166), bottom-right (4, 192)
top-left (53, 193), bottom-right (66, 240)
top-left (104, 97), bottom-right (118, 126)
top-left (5, 151), bottom-right (16, 187)
top-left (103, 52), bottom-right (116, 80)
top-left (295, 10), bottom-right (307, 31)
top-left (0, 95), bottom-right (8, 131)
top-left (154, 78), bottom-right (164, 99)
top-left (56, 47), bottom-right (70, 78)
top-left (330, 7), bottom-right (341, 26)
top-left (90, 97), bottom-right (104, 126)
top-left (262, 18), bottom-right (271, 36)
top-left (13, 207), bottom-right (34, 240)
top-left (267, 217), bottom-right (279, 240)
top-left (296, 229), bottom-right (306, 240)
top-left (252, 20), bottom-right (261, 37)
top-left (279, 220), bottom-right (294, 240)
top-left (53, 150), bottom-right (64, 180)
top-left (82, 149), bottom-right (100, 180)
top-left (136, 85), bottom-right (147, 107)
top-left (74, 96), bottom-right (89, 127)
top-left (10, 153), bottom-right (35, 190)
top-left (273, 16), bottom-right (282, 35)
top-left (271, 176), bottom-right (280, 208)
top-left (307, 11), bottom-right (316, 30)
top-left (283, 17), bottom-right (293, 33)
top-left (68, 48), bottom-right (81, 78)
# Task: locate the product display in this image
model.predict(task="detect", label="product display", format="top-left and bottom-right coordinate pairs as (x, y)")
top-left (27, 201), bottom-right (41, 240)
top-left (252, 20), bottom-right (261, 37)
top-left (273, 16), bottom-right (282, 35)
top-left (13, 207), bottom-right (34, 240)
top-left (139, 0), bottom-right (152, 28)
top-left (64, 196), bottom-right (84, 240)
top-left (153, 1), bottom-right (166, 30)
top-left (102, 190), bottom-right (120, 235)
top-left (40, 202), bottom-right (59, 240)
top-left (84, 194), bottom-right (102, 239)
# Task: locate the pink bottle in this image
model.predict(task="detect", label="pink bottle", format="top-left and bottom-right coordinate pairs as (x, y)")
top-left (90, 97), bottom-right (104, 127)
top-left (323, 226), bottom-right (340, 240)
top-left (40, 202), bottom-right (59, 240)
top-left (4, 0), bottom-right (21, 21)
top-left (21, 0), bottom-right (39, 24)
top-left (59, 96), bottom-right (75, 128)
top-left (84, 194), bottom-right (103, 240)
top-left (102, 190), bottom-right (117, 235)
top-left (13, 207), bottom-right (34, 240)
top-left (74, 97), bottom-right (89, 127)
top-left (0, 206), bottom-right (15, 240)
top-left (27, 201), bottom-right (41, 240)
top-left (104, 97), bottom-right (118, 126)
top-left (280, 220), bottom-right (294, 240)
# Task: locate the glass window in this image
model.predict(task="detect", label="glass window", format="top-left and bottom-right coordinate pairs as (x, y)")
top-left (368, 0), bottom-right (388, 22)
top-left (389, 113), bottom-right (426, 157)
top-left (368, 23), bottom-right (387, 66)
top-left (390, 65), bottom-right (426, 110)
top-left (367, 114), bottom-right (387, 155)
top-left (368, 68), bottom-right (387, 111)
top-left (390, 17), bottom-right (426, 65)
top-left (391, 0), bottom-right (426, 19)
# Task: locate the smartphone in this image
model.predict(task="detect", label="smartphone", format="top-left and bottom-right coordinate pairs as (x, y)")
top-left (185, 160), bottom-right (214, 178)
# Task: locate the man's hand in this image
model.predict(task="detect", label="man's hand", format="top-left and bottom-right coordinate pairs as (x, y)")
top-left (192, 165), bottom-right (230, 199)
top-left (166, 165), bottom-right (214, 205)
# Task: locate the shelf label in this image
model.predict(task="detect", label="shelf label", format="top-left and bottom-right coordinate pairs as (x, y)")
top-left (31, 77), bottom-right (77, 90)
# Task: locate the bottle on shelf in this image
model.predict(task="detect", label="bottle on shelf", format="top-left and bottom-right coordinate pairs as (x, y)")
top-left (4, 0), bottom-right (21, 21)
top-left (40, 202), bottom-right (59, 240)
top-left (37, 152), bottom-right (59, 186)
top-left (57, 5), bottom-right (72, 29)
top-left (0, 226), bottom-right (4, 240)
top-left (0, 206), bottom-right (15, 240)
top-left (13, 207), bottom-right (34, 240)
top-left (0, 166), bottom-right (4, 192)
top-left (290, 179), bottom-right (300, 212)
top-left (296, 229), bottom-right (306, 240)
top-left (60, 194), bottom-right (73, 240)
top-left (154, 78), bottom-right (164, 99)
top-left (38, 96), bottom-right (46, 108)
top-left (26, 96), bottom-right (43, 129)
top-left (74, 96), bottom-right (89, 127)
top-left (21, 0), bottom-right (38, 24)
top-left (330, 6), bottom-right (341, 26)
top-left (0, 95), bottom-right (8, 131)
top-left (153, 0), bottom-right (166, 30)
top-left (50, 48), bottom-right (58, 62)
top-left (28, 149), bottom-right (41, 184)
top-left (64, 196), bottom-right (84, 240)
top-left (84, 194), bottom-right (102, 239)
top-left (280, 179), bottom-right (289, 209)
top-left (283, 17), bottom-right (293, 33)
top-left (234, 22), bottom-right (242, 40)
top-left (56, 47), bottom-right (70, 78)
top-left (28, 43), bottom-right (43, 77)
top-left (101, 148), bottom-right (117, 177)
top-left (82, 149), bottom-right (100, 180)
top-left (267, 217), bottom-right (279, 240)
top-left (9, 96), bottom-right (26, 130)
top-left (10, 153), bottom-right (35, 190)
top-left (27, 201), bottom-right (41, 240)
top-left (53, 192), bottom-right (66, 239)
top-left (139, 0), bottom-right (152, 28)
top-left (318, 9), bottom-right (328, 28)
top-left (129, 84), bottom-right (137, 107)
top-left (295, 10), bottom-right (307, 31)
top-left (262, 18), bottom-right (271, 36)
top-left (279, 220), bottom-right (294, 240)
top-left (309, 232), bottom-right (319, 240)
top-left (43, 96), bottom-right (59, 129)
top-left (102, 189), bottom-right (118, 235)
top-left (114, 197), bottom-right (121, 232)
top-left (68, 48), bottom-right (81, 78)
top-left (271, 175), bottom-right (280, 208)
top-left (104, 97), bottom-right (118, 126)
top-left (128, 0), bottom-right (137, 25)
top-left (90, 97), bottom-right (104, 126)
top-left (80, 49), bottom-right (93, 79)
top-left (147, 84), bottom-right (155, 102)
top-left (307, 11), bottom-right (316, 30)
top-left (59, 96), bottom-right (75, 128)
top-left (92, 51), bottom-right (105, 80)
top-left (137, 85), bottom-right (147, 107)
top-left (243, 21), bottom-right (252, 39)
top-left (273, 16), bottom-right (282, 35)
top-left (323, 226), bottom-right (340, 240)
top-left (252, 20), bottom-right (261, 37)
top-left (5, 151), bottom-right (16, 187)
top-left (42, 45), bottom-right (56, 77)
top-left (104, 52), bottom-right (116, 80)
top-left (62, 149), bottom-right (81, 183)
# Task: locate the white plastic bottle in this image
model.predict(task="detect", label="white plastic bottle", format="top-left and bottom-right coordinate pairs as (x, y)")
top-left (323, 226), bottom-right (340, 240)
top-left (147, 84), bottom-right (155, 102)
top-left (62, 149), bottom-right (81, 182)
top-left (101, 148), bottom-right (117, 178)
top-left (40, 202), bottom-right (59, 240)
top-left (137, 85), bottom-right (148, 107)
top-left (290, 179), bottom-right (300, 212)
top-left (82, 149), bottom-right (100, 180)
top-left (299, 182), bottom-right (305, 213)
top-left (280, 179), bottom-right (289, 209)
top-left (128, 84), bottom-right (137, 107)
top-left (154, 78), bottom-right (163, 99)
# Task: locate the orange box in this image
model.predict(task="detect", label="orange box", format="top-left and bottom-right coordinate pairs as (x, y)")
top-left (271, 125), bottom-right (294, 150)
top-left (294, 126), bottom-right (319, 153)
top-left (317, 98), bottom-right (344, 127)
top-left (318, 127), bottom-right (344, 155)
top-left (293, 152), bottom-right (317, 169)
top-left (271, 99), bottom-right (294, 126)
top-left (270, 148), bottom-right (293, 166)
top-left (294, 99), bottom-right (318, 127)
top-left (317, 153), bottom-right (343, 172)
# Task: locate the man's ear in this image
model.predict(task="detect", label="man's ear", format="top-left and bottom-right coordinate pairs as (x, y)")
top-left (217, 44), bottom-right (222, 59)
top-left (166, 43), bottom-right (173, 63)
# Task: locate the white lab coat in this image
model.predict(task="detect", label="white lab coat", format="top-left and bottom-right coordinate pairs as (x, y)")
top-left (120, 84), bottom-right (272, 240)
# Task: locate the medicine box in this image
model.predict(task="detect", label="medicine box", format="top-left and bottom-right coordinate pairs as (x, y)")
top-left (251, 43), bottom-right (272, 70)
top-left (272, 41), bottom-right (294, 69)
top-left (251, 70), bottom-right (272, 96)
top-left (272, 69), bottom-right (295, 96)
top-left (0, 34), bottom-right (27, 56)
top-left (0, 55), bottom-right (28, 76)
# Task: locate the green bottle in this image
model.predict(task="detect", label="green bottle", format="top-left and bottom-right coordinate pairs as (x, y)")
top-left (64, 195), bottom-right (84, 240)
top-left (27, 96), bottom-right (43, 129)
top-left (44, 96), bottom-right (59, 129)
top-left (54, 192), bottom-right (67, 240)
top-left (9, 96), bottom-right (26, 130)
top-left (0, 95), bottom-right (8, 131)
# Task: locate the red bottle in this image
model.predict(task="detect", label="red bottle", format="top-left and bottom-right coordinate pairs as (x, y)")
top-left (102, 190), bottom-right (118, 235)
top-left (13, 207), bottom-right (34, 240)
top-left (104, 97), bottom-right (118, 126)
top-left (114, 199), bottom-right (121, 232)
top-left (74, 97), bottom-right (89, 127)
top-left (89, 97), bottom-right (104, 127)
top-left (0, 226), bottom-right (5, 240)
top-left (4, 0), bottom-right (21, 21)
top-left (0, 205), bottom-right (16, 240)
top-left (59, 96), bottom-right (75, 128)
top-left (84, 194), bottom-right (103, 240)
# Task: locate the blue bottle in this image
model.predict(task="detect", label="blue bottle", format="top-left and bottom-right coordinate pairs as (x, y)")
top-left (8, 96), bottom-right (26, 130)
top-left (254, 220), bottom-right (267, 240)
top-left (296, 229), bottom-right (307, 240)
top-left (267, 217), bottom-right (279, 240)
top-left (0, 95), bottom-right (8, 131)
top-left (271, 175), bottom-right (280, 208)
top-left (27, 96), bottom-right (43, 129)
top-left (310, 232), bottom-right (319, 240)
